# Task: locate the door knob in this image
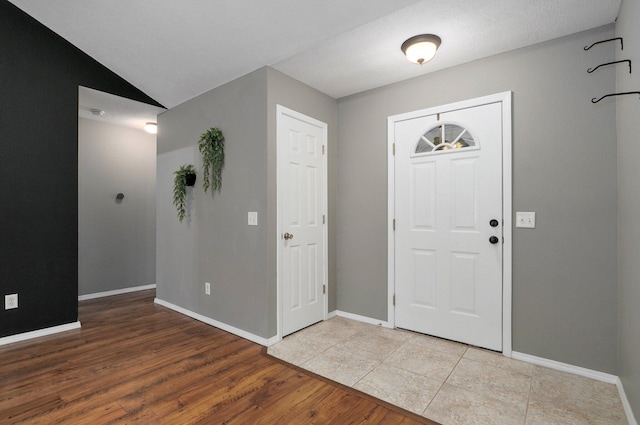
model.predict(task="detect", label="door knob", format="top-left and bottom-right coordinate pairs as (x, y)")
top-left (489, 236), bottom-right (499, 244)
top-left (283, 232), bottom-right (294, 240)
top-left (489, 219), bottom-right (499, 228)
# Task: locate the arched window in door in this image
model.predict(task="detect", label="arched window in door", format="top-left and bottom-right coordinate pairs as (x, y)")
top-left (415, 123), bottom-right (477, 155)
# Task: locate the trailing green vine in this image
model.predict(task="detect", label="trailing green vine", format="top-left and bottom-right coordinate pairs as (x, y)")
top-left (197, 127), bottom-right (225, 193)
top-left (173, 164), bottom-right (196, 222)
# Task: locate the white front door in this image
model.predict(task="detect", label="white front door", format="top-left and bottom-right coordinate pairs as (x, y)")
top-left (277, 105), bottom-right (327, 337)
top-left (393, 99), bottom-right (505, 351)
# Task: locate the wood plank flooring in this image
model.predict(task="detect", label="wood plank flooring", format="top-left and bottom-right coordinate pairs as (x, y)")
top-left (0, 291), bottom-right (438, 424)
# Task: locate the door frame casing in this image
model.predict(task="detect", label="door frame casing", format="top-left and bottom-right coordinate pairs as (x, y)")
top-left (387, 92), bottom-right (513, 356)
top-left (275, 104), bottom-right (329, 342)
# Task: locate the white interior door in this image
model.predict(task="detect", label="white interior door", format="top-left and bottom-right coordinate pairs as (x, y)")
top-left (394, 100), bottom-right (504, 351)
top-left (277, 105), bottom-right (327, 337)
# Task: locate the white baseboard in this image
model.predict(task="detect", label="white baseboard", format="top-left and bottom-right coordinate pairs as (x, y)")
top-left (335, 310), bottom-right (391, 328)
top-left (0, 321), bottom-right (81, 347)
top-left (327, 310), bottom-right (338, 319)
top-left (617, 377), bottom-right (638, 425)
top-left (512, 351), bottom-right (637, 425)
top-left (511, 351), bottom-right (617, 383)
top-left (79, 284), bottom-right (156, 301)
top-left (154, 298), bottom-right (278, 347)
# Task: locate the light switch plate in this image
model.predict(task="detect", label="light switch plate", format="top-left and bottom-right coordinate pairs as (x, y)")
top-left (248, 212), bottom-right (258, 226)
top-left (516, 212), bottom-right (536, 228)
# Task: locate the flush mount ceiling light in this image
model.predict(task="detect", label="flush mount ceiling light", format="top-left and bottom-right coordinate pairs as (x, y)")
top-left (144, 122), bottom-right (158, 134)
top-left (401, 34), bottom-right (441, 65)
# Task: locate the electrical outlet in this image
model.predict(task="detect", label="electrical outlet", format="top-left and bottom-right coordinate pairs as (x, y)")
top-left (5, 294), bottom-right (18, 310)
top-left (204, 282), bottom-right (211, 295)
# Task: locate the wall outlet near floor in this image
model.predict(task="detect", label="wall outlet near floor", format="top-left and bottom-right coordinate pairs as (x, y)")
top-left (5, 294), bottom-right (18, 310)
top-left (204, 282), bottom-right (211, 296)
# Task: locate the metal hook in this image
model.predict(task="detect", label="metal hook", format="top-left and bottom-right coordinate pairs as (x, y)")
top-left (584, 37), bottom-right (623, 51)
top-left (587, 60), bottom-right (632, 74)
top-left (591, 92), bottom-right (640, 103)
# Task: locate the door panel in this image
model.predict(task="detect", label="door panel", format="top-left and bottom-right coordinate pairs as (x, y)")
top-left (278, 107), bottom-right (327, 337)
top-left (395, 101), bottom-right (503, 351)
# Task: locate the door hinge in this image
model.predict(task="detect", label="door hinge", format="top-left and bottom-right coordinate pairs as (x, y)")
top-left (393, 294), bottom-right (396, 306)
top-left (323, 214), bottom-right (326, 225)
top-left (392, 143), bottom-right (396, 155)
top-left (323, 285), bottom-right (326, 295)
top-left (437, 113), bottom-right (441, 121)
top-left (322, 145), bottom-right (325, 155)
top-left (393, 219), bottom-right (396, 230)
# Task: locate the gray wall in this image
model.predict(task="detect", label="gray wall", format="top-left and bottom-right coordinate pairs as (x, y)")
top-left (78, 118), bottom-right (157, 296)
top-left (616, 0), bottom-right (640, 417)
top-left (156, 67), bottom-right (336, 339)
top-left (156, 68), bottom-right (269, 337)
top-left (336, 26), bottom-right (619, 374)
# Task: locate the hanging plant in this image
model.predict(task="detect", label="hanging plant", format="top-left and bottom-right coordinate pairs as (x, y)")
top-left (197, 127), bottom-right (225, 193)
top-left (173, 164), bottom-right (196, 222)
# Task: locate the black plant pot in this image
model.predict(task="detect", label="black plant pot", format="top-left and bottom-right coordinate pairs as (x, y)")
top-left (185, 173), bottom-right (197, 187)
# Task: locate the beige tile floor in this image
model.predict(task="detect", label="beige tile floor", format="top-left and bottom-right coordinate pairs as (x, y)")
top-left (267, 317), bottom-right (628, 425)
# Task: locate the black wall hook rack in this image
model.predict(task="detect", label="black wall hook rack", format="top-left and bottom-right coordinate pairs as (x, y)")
top-left (591, 92), bottom-right (640, 103)
top-left (587, 60), bottom-right (632, 74)
top-left (584, 37), bottom-right (623, 51)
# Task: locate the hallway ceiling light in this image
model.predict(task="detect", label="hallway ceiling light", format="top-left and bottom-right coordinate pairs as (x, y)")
top-left (144, 122), bottom-right (158, 134)
top-left (401, 34), bottom-right (441, 65)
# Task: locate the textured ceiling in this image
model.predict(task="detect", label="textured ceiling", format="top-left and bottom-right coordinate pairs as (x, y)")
top-left (78, 86), bottom-right (166, 130)
top-left (11, 0), bottom-right (621, 110)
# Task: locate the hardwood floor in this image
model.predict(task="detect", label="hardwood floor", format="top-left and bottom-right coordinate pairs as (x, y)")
top-left (0, 291), bottom-right (438, 424)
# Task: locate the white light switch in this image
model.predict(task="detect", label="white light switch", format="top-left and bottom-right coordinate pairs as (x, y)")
top-left (516, 212), bottom-right (536, 228)
top-left (248, 212), bottom-right (258, 226)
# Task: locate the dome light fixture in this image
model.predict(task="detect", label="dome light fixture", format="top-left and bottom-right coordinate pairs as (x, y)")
top-left (401, 34), bottom-right (441, 65)
top-left (144, 122), bottom-right (158, 134)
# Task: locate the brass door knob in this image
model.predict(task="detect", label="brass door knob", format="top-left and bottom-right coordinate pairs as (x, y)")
top-left (283, 232), bottom-right (294, 240)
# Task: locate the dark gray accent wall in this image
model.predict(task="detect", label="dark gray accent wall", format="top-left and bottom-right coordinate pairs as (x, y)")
top-left (156, 67), bottom-right (337, 339)
top-left (616, 0), bottom-right (640, 418)
top-left (0, 0), bottom-right (162, 338)
top-left (336, 25), bottom-right (619, 374)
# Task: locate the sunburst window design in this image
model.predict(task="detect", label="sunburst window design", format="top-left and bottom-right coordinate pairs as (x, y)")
top-left (415, 123), bottom-right (476, 155)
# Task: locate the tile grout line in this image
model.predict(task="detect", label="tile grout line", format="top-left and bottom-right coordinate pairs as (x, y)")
top-left (350, 336), bottom-right (408, 388)
top-left (522, 365), bottom-right (537, 425)
top-left (421, 345), bottom-right (469, 417)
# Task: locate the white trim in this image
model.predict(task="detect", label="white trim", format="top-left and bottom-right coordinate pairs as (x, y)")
top-left (327, 310), bottom-right (338, 319)
top-left (0, 321), bottom-right (81, 346)
top-left (513, 351), bottom-right (637, 425)
top-left (335, 310), bottom-right (391, 328)
top-left (154, 298), bottom-right (278, 347)
top-left (276, 105), bottom-right (329, 341)
top-left (512, 351), bottom-right (617, 383)
top-left (78, 284), bottom-right (156, 301)
top-left (387, 91), bottom-right (513, 356)
top-left (387, 118), bottom-right (396, 329)
top-left (501, 92), bottom-right (513, 357)
top-left (617, 378), bottom-right (639, 425)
